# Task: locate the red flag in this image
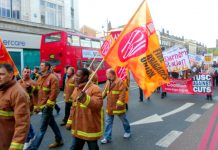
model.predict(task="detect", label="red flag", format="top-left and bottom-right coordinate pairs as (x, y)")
top-left (0, 38), bottom-right (19, 75)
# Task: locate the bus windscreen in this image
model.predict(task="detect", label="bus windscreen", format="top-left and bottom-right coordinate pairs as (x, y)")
top-left (45, 34), bottom-right (61, 43)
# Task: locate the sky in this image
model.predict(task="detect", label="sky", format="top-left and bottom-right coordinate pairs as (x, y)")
top-left (79, 0), bottom-right (218, 47)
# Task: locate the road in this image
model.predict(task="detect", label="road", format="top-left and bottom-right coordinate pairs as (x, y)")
top-left (31, 80), bottom-right (218, 150)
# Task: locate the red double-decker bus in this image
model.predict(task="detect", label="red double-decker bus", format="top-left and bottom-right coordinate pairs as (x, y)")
top-left (40, 31), bottom-right (109, 88)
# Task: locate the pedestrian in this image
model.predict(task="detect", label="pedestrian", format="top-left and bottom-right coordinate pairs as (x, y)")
top-left (66, 68), bottom-right (103, 150)
top-left (206, 66), bottom-right (215, 101)
top-left (139, 87), bottom-right (150, 101)
top-left (101, 68), bottom-right (131, 144)
top-left (18, 67), bottom-right (38, 149)
top-left (63, 65), bottom-right (71, 90)
top-left (28, 61), bottom-right (63, 149)
top-left (0, 64), bottom-right (30, 150)
top-left (50, 65), bottom-right (61, 115)
top-left (30, 66), bottom-right (40, 81)
top-left (215, 64), bottom-right (218, 87)
top-left (60, 67), bottom-right (75, 126)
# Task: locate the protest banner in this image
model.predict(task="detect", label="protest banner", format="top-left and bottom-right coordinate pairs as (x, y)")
top-left (163, 46), bottom-right (191, 72)
top-left (162, 74), bottom-right (213, 95)
top-left (192, 74), bottom-right (213, 95)
top-left (188, 54), bottom-right (204, 65)
top-left (162, 78), bottom-right (193, 94)
top-left (204, 54), bottom-right (213, 64)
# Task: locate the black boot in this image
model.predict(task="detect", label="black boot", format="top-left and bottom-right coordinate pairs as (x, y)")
top-left (126, 104), bottom-right (128, 111)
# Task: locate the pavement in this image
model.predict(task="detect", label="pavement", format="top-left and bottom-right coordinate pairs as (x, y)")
top-left (30, 80), bottom-right (218, 150)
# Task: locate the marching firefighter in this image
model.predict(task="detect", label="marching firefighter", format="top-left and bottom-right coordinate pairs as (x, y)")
top-left (18, 67), bottom-right (38, 149)
top-left (28, 61), bottom-right (63, 149)
top-left (61, 67), bottom-right (75, 126)
top-left (0, 64), bottom-right (30, 150)
top-left (66, 68), bottom-right (103, 150)
top-left (101, 68), bottom-right (131, 144)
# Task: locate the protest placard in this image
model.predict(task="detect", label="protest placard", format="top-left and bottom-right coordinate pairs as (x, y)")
top-left (163, 46), bottom-right (191, 72)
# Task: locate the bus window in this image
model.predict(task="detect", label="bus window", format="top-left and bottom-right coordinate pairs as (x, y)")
top-left (45, 33), bottom-right (61, 43)
top-left (92, 61), bottom-right (104, 70)
top-left (100, 40), bottom-right (104, 46)
top-left (91, 40), bottom-right (101, 49)
top-left (67, 35), bottom-right (80, 46)
top-left (81, 60), bottom-right (91, 68)
top-left (80, 38), bottom-right (91, 48)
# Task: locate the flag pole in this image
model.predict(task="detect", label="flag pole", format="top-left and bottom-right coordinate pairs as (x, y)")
top-left (83, 25), bottom-right (109, 91)
top-left (82, 59), bottom-right (104, 92)
top-left (88, 53), bottom-right (97, 70)
top-left (88, 32), bottom-right (107, 70)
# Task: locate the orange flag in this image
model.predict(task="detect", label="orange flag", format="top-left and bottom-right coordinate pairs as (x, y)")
top-left (103, 0), bottom-right (169, 97)
top-left (0, 38), bottom-right (19, 75)
top-left (99, 34), bottom-right (115, 57)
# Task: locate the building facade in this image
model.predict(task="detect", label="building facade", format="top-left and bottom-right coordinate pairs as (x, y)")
top-left (0, 0), bottom-right (79, 30)
top-left (158, 29), bottom-right (206, 55)
top-left (0, 0), bottom-right (79, 72)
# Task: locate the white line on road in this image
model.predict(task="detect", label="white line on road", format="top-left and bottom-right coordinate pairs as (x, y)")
top-left (130, 86), bottom-right (138, 88)
top-left (56, 101), bottom-right (65, 104)
top-left (201, 103), bottom-right (214, 110)
top-left (156, 130), bottom-right (183, 148)
top-left (160, 103), bottom-right (195, 118)
top-left (130, 87), bottom-right (139, 91)
top-left (213, 96), bottom-right (218, 101)
top-left (185, 113), bottom-right (201, 122)
top-left (130, 103), bottom-right (195, 125)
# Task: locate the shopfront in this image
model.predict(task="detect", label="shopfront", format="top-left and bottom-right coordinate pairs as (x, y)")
top-left (0, 31), bottom-right (41, 72)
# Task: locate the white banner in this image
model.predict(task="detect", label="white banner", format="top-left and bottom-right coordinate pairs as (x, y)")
top-left (188, 54), bottom-right (204, 65)
top-left (163, 46), bottom-right (191, 72)
top-left (82, 49), bottom-right (102, 58)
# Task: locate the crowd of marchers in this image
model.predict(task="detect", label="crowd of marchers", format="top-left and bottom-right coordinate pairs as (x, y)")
top-left (0, 62), bottom-right (131, 150)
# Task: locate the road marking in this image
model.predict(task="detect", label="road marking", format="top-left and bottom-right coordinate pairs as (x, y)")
top-left (130, 87), bottom-right (139, 91)
top-left (156, 130), bottom-right (183, 148)
top-left (213, 96), bottom-right (218, 101)
top-left (199, 104), bottom-right (218, 150)
top-left (57, 101), bottom-right (65, 104)
top-left (130, 103), bottom-right (195, 125)
top-left (160, 103), bottom-right (195, 118)
top-left (130, 85), bottom-right (138, 88)
top-left (201, 103), bottom-right (214, 110)
top-left (185, 113), bottom-right (201, 122)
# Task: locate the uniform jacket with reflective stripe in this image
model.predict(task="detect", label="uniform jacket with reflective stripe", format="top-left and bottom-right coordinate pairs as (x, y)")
top-left (0, 80), bottom-right (30, 150)
top-left (18, 78), bottom-right (37, 111)
top-left (36, 73), bottom-right (59, 108)
top-left (103, 78), bottom-right (126, 115)
top-left (68, 82), bottom-right (103, 141)
top-left (64, 75), bottom-right (75, 102)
